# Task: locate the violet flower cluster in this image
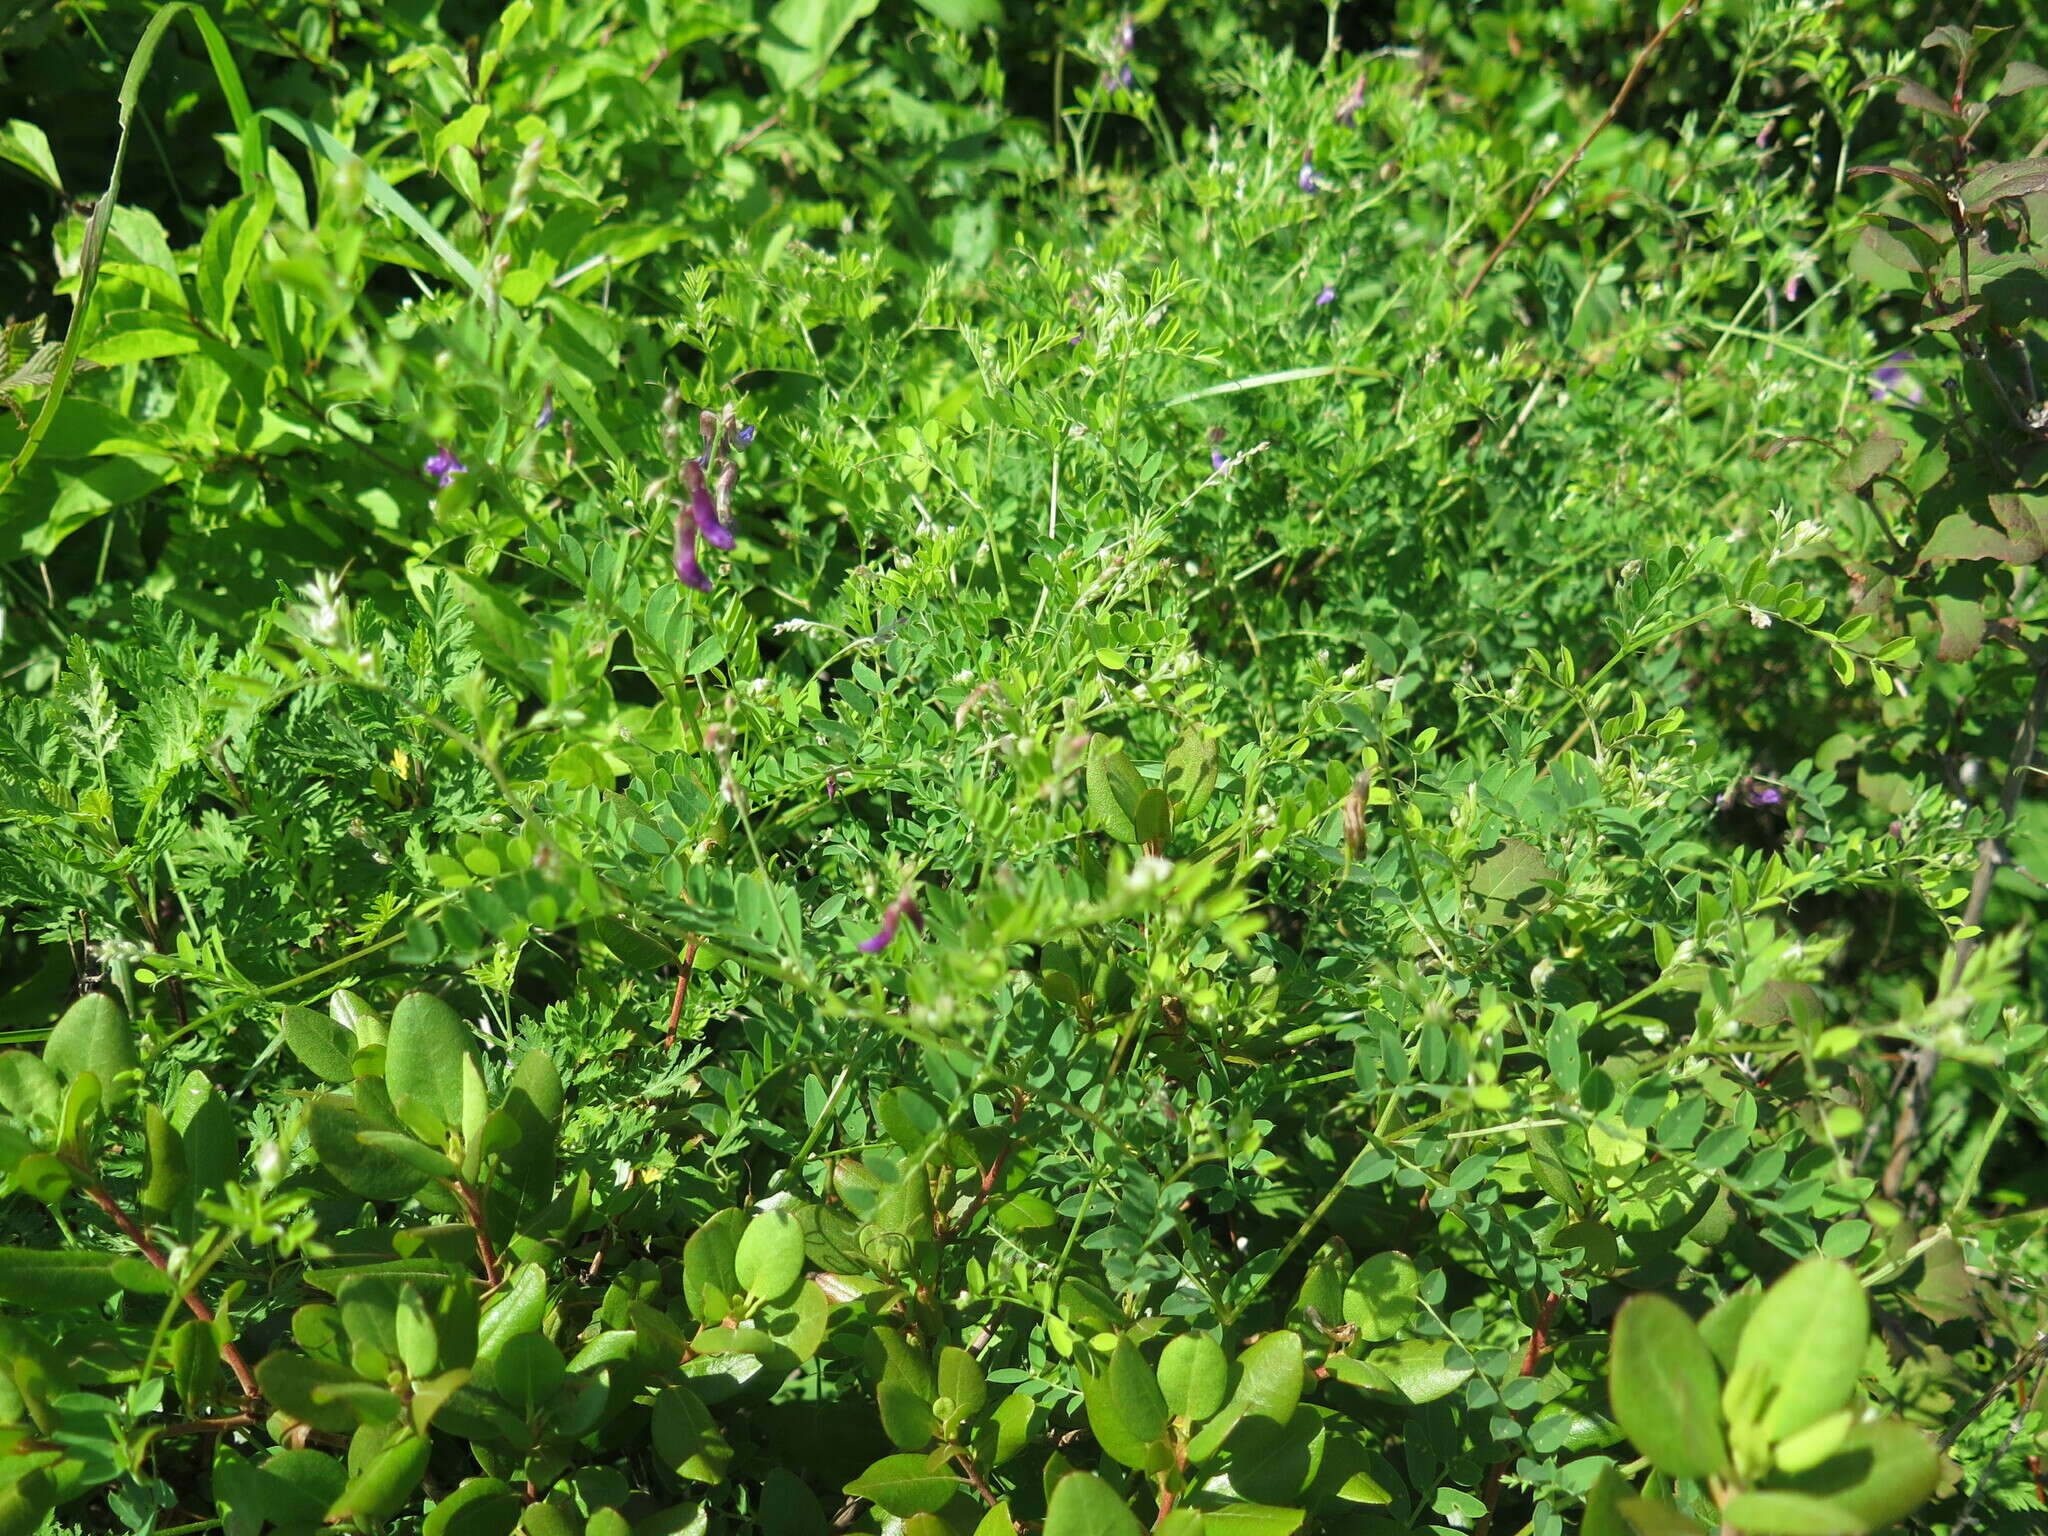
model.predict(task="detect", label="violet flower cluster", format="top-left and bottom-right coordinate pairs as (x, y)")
top-left (858, 892), bottom-right (924, 954)
top-left (658, 396), bottom-right (754, 594)
top-left (423, 446), bottom-right (467, 488)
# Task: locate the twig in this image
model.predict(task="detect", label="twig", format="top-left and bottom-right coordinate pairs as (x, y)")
top-left (1885, 662), bottom-right (2048, 1198)
top-left (81, 1183), bottom-right (258, 1399)
top-left (154, 1412), bottom-right (258, 1438)
top-left (452, 1179), bottom-right (504, 1288)
top-left (1460, 3), bottom-right (1699, 302)
top-left (665, 936), bottom-right (700, 1051)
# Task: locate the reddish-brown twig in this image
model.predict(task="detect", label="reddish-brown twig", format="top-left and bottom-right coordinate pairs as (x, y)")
top-left (1460, 4), bottom-right (1699, 302)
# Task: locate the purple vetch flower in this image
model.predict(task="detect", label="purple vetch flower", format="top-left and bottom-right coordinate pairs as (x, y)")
top-left (733, 421), bottom-right (756, 448)
top-left (673, 511), bottom-right (711, 592)
top-left (857, 894), bottom-right (923, 954)
top-left (1211, 449), bottom-right (1229, 472)
top-left (683, 459), bottom-right (736, 550)
top-left (1871, 351), bottom-right (1923, 405)
top-left (424, 446), bottom-right (467, 487)
top-left (1298, 155), bottom-right (1320, 194)
top-left (1315, 284), bottom-right (1338, 306)
top-left (1116, 62), bottom-right (1136, 90)
top-left (1737, 777), bottom-right (1785, 809)
top-left (1117, 14), bottom-right (1136, 53)
top-left (535, 387), bottom-right (555, 429)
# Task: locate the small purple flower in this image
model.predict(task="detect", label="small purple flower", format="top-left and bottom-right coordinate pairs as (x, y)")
top-left (1116, 62), bottom-right (1136, 90)
top-left (424, 446), bottom-right (467, 487)
top-left (1315, 284), bottom-right (1337, 306)
top-left (683, 459), bottom-right (736, 550)
top-left (858, 894), bottom-right (922, 954)
top-left (1116, 15), bottom-right (1136, 53)
top-left (1210, 448), bottom-right (1229, 473)
top-left (673, 512), bottom-right (710, 593)
top-left (1871, 351), bottom-right (1923, 405)
top-left (1298, 155), bottom-right (1320, 194)
top-left (1737, 777), bottom-right (1785, 809)
top-left (535, 388), bottom-right (555, 429)
top-left (732, 421), bottom-right (756, 449)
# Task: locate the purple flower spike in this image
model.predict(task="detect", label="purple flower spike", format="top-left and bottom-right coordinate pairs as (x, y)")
top-left (424, 447), bottom-right (467, 487)
top-left (732, 422), bottom-right (756, 448)
top-left (858, 894), bottom-right (922, 953)
top-left (1871, 351), bottom-right (1923, 405)
top-left (682, 459), bottom-right (736, 550)
top-left (673, 513), bottom-right (711, 592)
top-left (1298, 156), bottom-right (1320, 194)
top-left (1315, 284), bottom-right (1337, 306)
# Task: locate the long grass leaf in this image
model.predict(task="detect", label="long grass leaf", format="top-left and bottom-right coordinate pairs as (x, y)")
top-left (0, 2), bottom-right (190, 500)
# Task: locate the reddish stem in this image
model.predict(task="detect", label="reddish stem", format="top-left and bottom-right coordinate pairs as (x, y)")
top-left (453, 1179), bottom-right (504, 1288)
top-left (83, 1182), bottom-right (259, 1399)
top-left (1476, 1290), bottom-right (1562, 1536)
top-left (665, 936), bottom-right (700, 1052)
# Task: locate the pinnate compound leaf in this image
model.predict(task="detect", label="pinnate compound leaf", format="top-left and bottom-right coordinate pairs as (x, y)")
top-left (1608, 1294), bottom-right (1729, 1479)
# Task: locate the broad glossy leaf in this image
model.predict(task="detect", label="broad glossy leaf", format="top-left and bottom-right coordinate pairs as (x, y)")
top-left (309, 1094), bottom-right (429, 1202)
top-left (326, 1433), bottom-right (430, 1525)
top-left (41, 992), bottom-right (137, 1108)
top-left (736, 1208), bottom-right (806, 1303)
top-left (1609, 1294), bottom-right (1729, 1479)
top-left (842, 1453), bottom-right (958, 1517)
top-left (1724, 1259), bottom-right (1867, 1444)
top-left (494, 1333), bottom-right (565, 1417)
top-left (1043, 1470), bottom-right (1143, 1536)
top-left (422, 1477), bottom-right (521, 1536)
top-left (652, 1384), bottom-right (733, 1483)
top-left (385, 992), bottom-right (477, 1135)
top-left (1082, 1335), bottom-right (1171, 1469)
top-left (1342, 1252), bottom-right (1420, 1341)
top-left (1157, 1332), bottom-right (1228, 1422)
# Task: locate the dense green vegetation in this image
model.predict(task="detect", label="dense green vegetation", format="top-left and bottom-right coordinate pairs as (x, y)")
top-left (5, 2), bottom-right (2048, 1532)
